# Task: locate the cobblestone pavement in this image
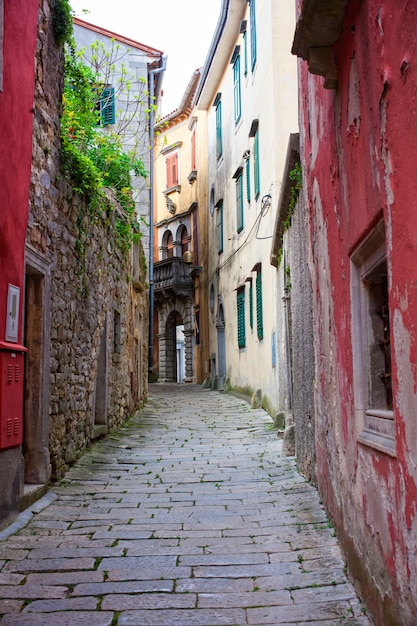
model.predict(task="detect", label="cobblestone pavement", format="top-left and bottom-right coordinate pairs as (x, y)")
top-left (0, 384), bottom-right (373, 625)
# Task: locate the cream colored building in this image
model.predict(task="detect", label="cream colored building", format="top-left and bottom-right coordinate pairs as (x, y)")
top-left (194, 0), bottom-right (298, 414)
top-left (153, 72), bottom-right (210, 383)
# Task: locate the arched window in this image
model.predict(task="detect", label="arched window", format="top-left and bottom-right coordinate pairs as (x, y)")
top-left (177, 225), bottom-right (189, 256)
top-left (162, 230), bottom-right (174, 259)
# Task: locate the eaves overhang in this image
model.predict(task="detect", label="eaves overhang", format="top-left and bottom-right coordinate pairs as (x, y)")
top-left (291, 0), bottom-right (348, 89)
top-left (155, 70), bottom-right (201, 132)
top-left (73, 17), bottom-right (164, 58)
top-left (194, 0), bottom-right (247, 110)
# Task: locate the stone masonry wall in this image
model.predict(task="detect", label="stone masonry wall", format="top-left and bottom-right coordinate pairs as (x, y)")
top-left (27, 0), bottom-right (148, 479)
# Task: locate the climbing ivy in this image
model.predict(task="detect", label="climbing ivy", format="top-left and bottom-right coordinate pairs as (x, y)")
top-left (276, 162), bottom-right (302, 268)
top-left (52, 0), bottom-right (73, 46)
top-left (61, 45), bottom-right (147, 244)
top-left (59, 32), bottom-right (151, 293)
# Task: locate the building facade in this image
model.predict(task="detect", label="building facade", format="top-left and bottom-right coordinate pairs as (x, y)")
top-left (153, 71), bottom-right (210, 383)
top-left (293, 0), bottom-right (417, 622)
top-left (0, 0), bottom-right (39, 529)
top-left (194, 0), bottom-right (298, 415)
top-left (73, 17), bottom-right (165, 270)
top-left (1, 4), bottom-right (159, 530)
top-left (270, 133), bottom-right (316, 481)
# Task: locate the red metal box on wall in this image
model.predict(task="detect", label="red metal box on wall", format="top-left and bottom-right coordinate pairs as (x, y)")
top-left (0, 342), bottom-right (27, 450)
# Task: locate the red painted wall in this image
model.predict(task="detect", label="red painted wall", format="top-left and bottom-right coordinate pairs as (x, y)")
top-left (0, 0), bottom-right (39, 344)
top-left (298, 1), bottom-right (417, 623)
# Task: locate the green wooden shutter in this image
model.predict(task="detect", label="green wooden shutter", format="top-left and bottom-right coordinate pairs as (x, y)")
top-left (246, 156), bottom-right (251, 203)
top-left (237, 289), bottom-right (246, 348)
top-left (216, 202), bottom-right (223, 254)
top-left (233, 54), bottom-right (241, 124)
top-left (250, 0), bottom-right (257, 71)
top-left (101, 86), bottom-right (115, 126)
top-left (216, 100), bottom-right (222, 158)
top-left (243, 30), bottom-right (248, 76)
top-left (249, 280), bottom-right (253, 329)
top-left (256, 268), bottom-right (263, 340)
top-left (254, 129), bottom-right (260, 199)
top-left (236, 173), bottom-right (244, 233)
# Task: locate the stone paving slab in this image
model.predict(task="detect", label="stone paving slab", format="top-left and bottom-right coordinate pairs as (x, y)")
top-left (1, 612), bottom-right (114, 625)
top-left (0, 384), bottom-right (373, 625)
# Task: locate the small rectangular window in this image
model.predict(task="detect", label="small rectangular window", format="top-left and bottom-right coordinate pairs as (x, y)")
top-left (100, 86), bottom-right (115, 126)
top-left (195, 309), bottom-right (200, 345)
top-left (250, 0), bottom-right (257, 71)
top-left (233, 53), bottom-right (242, 124)
top-left (166, 152), bottom-right (179, 188)
top-left (351, 222), bottom-right (395, 456)
top-left (113, 309), bottom-right (121, 355)
top-left (214, 94), bottom-right (223, 159)
top-left (191, 128), bottom-right (196, 171)
top-left (237, 288), bottom-right (246, 348)
top-left (216, 202), bottom-right (224, 254)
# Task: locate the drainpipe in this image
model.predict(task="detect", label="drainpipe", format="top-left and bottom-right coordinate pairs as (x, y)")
top-left (148, 56), bottom-right (167, 375)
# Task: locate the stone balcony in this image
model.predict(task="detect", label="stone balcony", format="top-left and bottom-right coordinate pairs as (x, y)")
top-left (153, 257), bottom-right (194, 300)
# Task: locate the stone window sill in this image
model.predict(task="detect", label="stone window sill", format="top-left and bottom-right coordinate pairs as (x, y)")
top-left (357, 409), bottom-right (396, 457)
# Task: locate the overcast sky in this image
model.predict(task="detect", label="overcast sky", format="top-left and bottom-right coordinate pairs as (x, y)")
top-left (70, 0), bottom-right (222, 114)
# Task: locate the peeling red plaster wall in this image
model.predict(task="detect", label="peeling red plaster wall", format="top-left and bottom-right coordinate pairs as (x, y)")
top-left (0, 0), bottom-right (38, 343)
top-left (299, 0), bottom-right (417, 623)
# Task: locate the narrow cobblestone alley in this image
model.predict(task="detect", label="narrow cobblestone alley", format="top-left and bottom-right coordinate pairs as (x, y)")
top-left (0, 385), bottom-right (372, 626)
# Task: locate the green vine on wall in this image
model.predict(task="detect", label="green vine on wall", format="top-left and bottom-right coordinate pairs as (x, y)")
top-left (57, 17), bottom-right (150, 293)
top-left (276, 162), bottom-right (302, 268)
top-left (52, 0), bottom-right (73, 46)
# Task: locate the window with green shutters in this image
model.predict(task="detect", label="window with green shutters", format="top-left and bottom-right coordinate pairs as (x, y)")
top-left (237, 288), bottom-right (246, 348)
top-left (254, 129), bottom-right (260, 199)
top-left (216, 202), bottom-right (223, 254)
top-left (243, 30), bottom-right (248, 76)
top-left (99, 86), bottom-right (115, 126)
top-left (256, 266), bottom-right (263, 340)
top-left (233, 53), bottom-right (242, 124)
top-left (246, 156), bottom-right (251, 203)
top-left (236, 171), bottom-right (244, 233)
top-left (250, 0), bottom-right (257, 72)
top-left (249, 279), bottom-right (253, 329)
top-left (215, 96), bottom-right (223, 159)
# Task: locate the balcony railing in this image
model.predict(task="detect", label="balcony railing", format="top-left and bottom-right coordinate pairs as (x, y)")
top-left (153, 257), bottom-right (193, 297)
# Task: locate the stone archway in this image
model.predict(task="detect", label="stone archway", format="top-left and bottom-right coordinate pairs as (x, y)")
top-left (157, 297), bottom-right (193, 382)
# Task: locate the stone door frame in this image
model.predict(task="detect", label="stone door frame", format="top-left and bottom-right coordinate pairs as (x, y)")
top-left (157, 297), bottom-right (193, 382)
top-left (23, 244), bottom-right (51, 485)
